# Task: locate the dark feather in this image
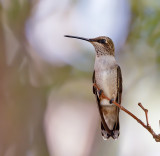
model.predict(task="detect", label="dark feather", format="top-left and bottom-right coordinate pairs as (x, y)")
top-left (116, 66), bottom-right (122, 104)
top-left (111, 65), bottom-right (122, 134)
top-left (92, 71), bottom-right (96, 94)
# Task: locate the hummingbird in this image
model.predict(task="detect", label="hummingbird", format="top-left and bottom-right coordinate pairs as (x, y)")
top-left (64, 35), bottom-right (122, 140)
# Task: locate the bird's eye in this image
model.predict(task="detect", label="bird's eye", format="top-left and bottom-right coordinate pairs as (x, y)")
top-left (98, 39), bottom-right (106, 44)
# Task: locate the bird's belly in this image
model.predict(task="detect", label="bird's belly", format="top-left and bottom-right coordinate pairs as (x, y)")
top-left (102, 106), bottom-right (117, 130)
top-left (95, 70), bottom-right (117, 105)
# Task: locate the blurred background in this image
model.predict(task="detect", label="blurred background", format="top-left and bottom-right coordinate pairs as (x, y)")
top-left (0, 0), bottom-right (160, 156)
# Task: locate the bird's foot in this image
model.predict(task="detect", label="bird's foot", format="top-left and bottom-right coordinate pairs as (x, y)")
top-left (99, 89), bottom-right (103, 97)
top-left (98, 89), bottom-right (106, 100)
top-left (109, 98), bottom-right (114, 104)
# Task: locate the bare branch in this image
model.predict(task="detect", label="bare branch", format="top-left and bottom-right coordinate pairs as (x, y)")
top-left (138, 103), bottom-right (149, 126)
top-left (93, 83), bottom-right (160, 142)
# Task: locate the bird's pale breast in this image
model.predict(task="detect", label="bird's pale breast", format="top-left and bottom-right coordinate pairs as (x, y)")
top-left (94, 55), bottom-right (117, 105)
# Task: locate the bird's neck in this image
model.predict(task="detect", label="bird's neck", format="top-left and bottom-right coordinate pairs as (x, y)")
top-left (94, 45), bottom-right (114, 56)
top-left (94, 55), bottom-right (116, 71)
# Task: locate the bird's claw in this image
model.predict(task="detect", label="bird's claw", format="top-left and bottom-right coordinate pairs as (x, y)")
top-left (109, 98), bottom-right (114, 104)
top-left (99, 89), bottom-right (103, 96)
top-left (97, 89), bottom-right (104, 99)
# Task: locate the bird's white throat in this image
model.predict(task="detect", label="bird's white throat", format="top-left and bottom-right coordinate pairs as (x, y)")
top-left (94, 55), bottom-right (116, 71)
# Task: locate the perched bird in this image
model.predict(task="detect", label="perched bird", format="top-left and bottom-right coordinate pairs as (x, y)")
top-left (64, 35), bottom-right (122, 140)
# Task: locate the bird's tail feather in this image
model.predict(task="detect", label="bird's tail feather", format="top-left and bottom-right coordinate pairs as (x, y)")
top-left (101, 119), bottom-right (120, 140)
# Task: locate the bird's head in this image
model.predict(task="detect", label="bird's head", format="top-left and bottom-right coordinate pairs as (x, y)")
top-left (64, 35), bottom-right (115, 56)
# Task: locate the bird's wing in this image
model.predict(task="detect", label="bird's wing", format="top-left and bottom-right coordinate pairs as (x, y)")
top-left (92, 71), bottom-right (112, 135)
top-left (116, 65), bottom-right (122, 105)
top-left (112, 65), bottom-right (123, 133)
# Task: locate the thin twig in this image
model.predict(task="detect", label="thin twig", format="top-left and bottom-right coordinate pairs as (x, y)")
top-left (138, 103), bottom-right (149, 126)
top-left (93, 83), bottom-right (160, 142)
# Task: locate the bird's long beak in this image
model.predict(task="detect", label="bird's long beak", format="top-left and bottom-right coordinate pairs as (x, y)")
top-left (64, 35), bottom-right (90, 42)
